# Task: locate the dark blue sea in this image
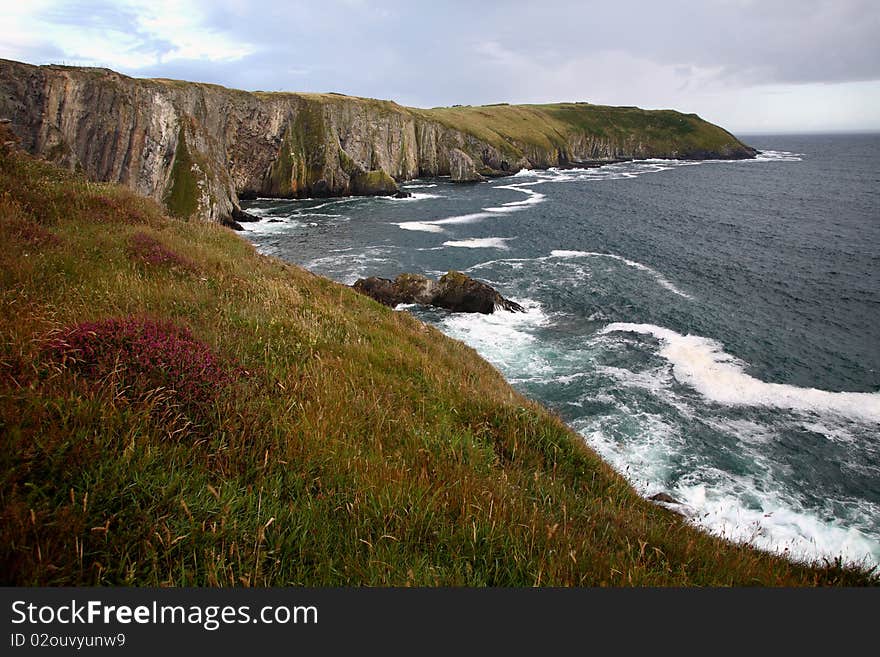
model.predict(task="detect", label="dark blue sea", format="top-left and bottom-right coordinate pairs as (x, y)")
top-left (241, 134), bottom-right (880, 567)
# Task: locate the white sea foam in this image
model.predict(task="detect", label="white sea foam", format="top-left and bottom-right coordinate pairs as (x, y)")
top-left (598, 323), bottom-right (880, 423)
top-left (238, 218), bottom-right (304, 233)
top-left (712, 418), bottom-right (779, 447)
top-left (510, 371), bottom-right (592, 386)
top-left (402, 183), bottom-right (438, 189)
top-left (394, 179), bottom-right (546, 232)
top-left (755, 150), bottom-right (804, 162)
top-left (549, 250), bottom-right (693, 299)
top-left (672, 479), bottom-right (879, 566)
top-left (298, 197), bottom-right (361, 210)
top-left (799, 421), bottom-right (859, 445)
top-left (431, 211), bottom-right (495, 225)
top-left (581, 418), bottom-right (880, 566)
top-left (443, 237), bottom-right (515, 250)
top-left (465, 250), bottom-right (692, 299)
top-left (496, 151), bottom-right (804, 189)
top-left (436, 298), bottom-right (552, 374)
top-left (394, 211), bottom-right (495, 232)
top-left (394, 221), bottom-right (446, 233)
top-left (304, 246), bottom-right (398, 284)
top-left (493, 185), bottom-right (546, 207)
top-left (594, 364), bottom-right (674, 393)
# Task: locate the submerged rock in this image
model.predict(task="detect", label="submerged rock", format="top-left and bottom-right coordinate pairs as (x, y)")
top-left (352, 270), bottom-right (524, 314)
top-left (649, 492), bottom-right (682, 505)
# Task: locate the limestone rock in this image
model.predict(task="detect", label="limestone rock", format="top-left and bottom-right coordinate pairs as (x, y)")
top-left (448, 148), bottom-right (486, 183)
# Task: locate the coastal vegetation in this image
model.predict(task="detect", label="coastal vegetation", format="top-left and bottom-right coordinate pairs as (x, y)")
top-left (414, 102), bottom-right (744, 161)
top-left (1, 131), bottom-right (875, 586)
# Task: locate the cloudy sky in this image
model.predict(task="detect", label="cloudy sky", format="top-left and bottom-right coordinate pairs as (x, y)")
top-left (2, 0), bottom-right (879, 133)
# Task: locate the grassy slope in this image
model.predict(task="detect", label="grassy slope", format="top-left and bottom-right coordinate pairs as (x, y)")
top-left (0, 140), bottom-right (874, 586)
top-left (411, 102), bottom-right (748, 159)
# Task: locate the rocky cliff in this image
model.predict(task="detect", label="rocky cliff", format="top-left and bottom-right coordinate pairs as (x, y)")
top-left (0, 59), bottom-right (756, 224)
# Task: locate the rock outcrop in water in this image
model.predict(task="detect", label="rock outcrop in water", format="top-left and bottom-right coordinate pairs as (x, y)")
top-left (353, 272), bottom-right (525, 314)
top-left (0, 58), bottom-right (757, 225)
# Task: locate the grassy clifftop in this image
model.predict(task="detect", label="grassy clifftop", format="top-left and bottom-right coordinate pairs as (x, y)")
top-left (0, 137), bottom-right (871, 586)
top-left (414, 101), bottom-right (754, 160)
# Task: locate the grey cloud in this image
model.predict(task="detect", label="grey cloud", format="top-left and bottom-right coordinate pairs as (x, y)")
top-left (5, 0), bottom-right (878, 130)
top-left (179, 0), bottom-right (880, 99)
top-left (37, 0), bottom-right (178, 60)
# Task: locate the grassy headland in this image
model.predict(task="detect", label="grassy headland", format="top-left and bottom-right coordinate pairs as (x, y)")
top-left (413, 101), bottom-right (750, 161)
top-left (0, 134), bottom-right (874, 586)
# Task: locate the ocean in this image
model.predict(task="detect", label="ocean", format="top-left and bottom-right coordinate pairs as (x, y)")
top-left (240, 133), bottom-right (880, 568)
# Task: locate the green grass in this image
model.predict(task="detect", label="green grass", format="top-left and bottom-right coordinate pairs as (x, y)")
top-left (413, 102), bottom-right (751, 160)
top-left (0, 136), bottom-right (875, 586)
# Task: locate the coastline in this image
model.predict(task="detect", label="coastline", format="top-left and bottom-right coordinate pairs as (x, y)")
top-left (2, 133), bottom-right (875, 584)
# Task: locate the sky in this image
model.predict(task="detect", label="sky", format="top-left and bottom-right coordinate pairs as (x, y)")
top-left (2, 0), bottom-right (879, 134)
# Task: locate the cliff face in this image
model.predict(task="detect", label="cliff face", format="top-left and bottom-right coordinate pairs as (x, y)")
top-left (0, 59), bottom-right (757, 224)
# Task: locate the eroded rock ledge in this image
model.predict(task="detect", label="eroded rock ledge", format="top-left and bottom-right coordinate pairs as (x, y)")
top-left (353, 272), bottom-right (525, 314)
top-left (0, 58), bottom-right (757, 226)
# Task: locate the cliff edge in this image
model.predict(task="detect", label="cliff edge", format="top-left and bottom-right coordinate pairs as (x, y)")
top-left (0, 59), bottom-right (756, 224)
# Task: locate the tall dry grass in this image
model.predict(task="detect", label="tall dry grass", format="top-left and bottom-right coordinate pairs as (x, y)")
top-left (0, 135), bottom-right (875, 586)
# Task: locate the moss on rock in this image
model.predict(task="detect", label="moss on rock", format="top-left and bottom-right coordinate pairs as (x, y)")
top-left (164, 126), bottom-right (200, 219)
top-left (352, 169), bottom-right (398, 195)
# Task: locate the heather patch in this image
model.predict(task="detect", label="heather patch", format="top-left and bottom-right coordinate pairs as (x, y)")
top-left (3, 216), bottom-right (62, 247)
top-left (85, 194), bottom-right (152, 225)
top-left (127, 231), bottom-right (196, 271)
top-left (47, 317), bottom-right (233, 422)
